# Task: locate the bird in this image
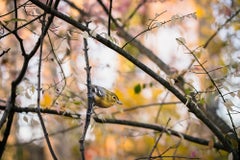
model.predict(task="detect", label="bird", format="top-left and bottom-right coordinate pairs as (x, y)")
top-left (90, 85), bottom-right (122, 108)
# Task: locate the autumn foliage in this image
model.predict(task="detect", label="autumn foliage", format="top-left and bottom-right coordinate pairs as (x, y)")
top-left (0, 0), bottom-right (240, 160)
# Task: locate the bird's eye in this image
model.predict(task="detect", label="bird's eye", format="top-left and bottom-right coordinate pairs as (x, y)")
top-left (112, 96), bottom-right (116, 100)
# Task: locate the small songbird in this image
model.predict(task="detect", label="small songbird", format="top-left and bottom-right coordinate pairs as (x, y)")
top-left (90, 85), bottom-right (122, 108)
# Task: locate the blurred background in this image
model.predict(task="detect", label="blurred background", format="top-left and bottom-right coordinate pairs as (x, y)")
top-left (0, 0), bottom-right (240, 159)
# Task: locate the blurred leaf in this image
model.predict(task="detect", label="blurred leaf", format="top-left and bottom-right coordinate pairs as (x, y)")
top-left (30, 85), bottom-right (35, 94)
top-left (73, 101), bottom-right (82, 105)
top-left (31, 119), bottom-right (39, 126)
top-left (25, 91), bottom-right (31, 99)
top-left (23, 116), bottom-right (28, 123)
top-left (198, 97), bottom-right (205, 105)
top-left (184, 88), bottom-right (192, 95)
top-left (16, 86), bottom-right (24, 95)
top-left (134, 84), bottom-right (141, 94)
top-left (40, 93), bottom-right (53, 108)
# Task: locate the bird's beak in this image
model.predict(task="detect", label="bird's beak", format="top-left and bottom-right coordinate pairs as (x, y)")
top-left (117, 100), bottom-right (122, 105)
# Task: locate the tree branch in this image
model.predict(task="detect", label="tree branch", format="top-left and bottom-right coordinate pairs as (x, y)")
top-left (93, 117), bottom-right (226, 151)
top-left (79, 22), bottom-right (94, 160)
top-left (203, 8), bottom-right (240, 48)
top-left (0, 105), bottom-right (81, 119)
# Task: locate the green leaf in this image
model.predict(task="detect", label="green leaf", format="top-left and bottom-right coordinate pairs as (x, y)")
top-left (73, 101), bottom-right (82, 105)
top-left (134, 84), bottom-right (141, 94)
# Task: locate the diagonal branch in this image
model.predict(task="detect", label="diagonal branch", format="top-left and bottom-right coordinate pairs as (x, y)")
top-left (0, 14), bottom-right (44, 40)
top-left (122, 0), bottom-right (147, 26)
top-left (0, 1), bottom-right (30, 18)
top-left (203, 8), bottom-right (240, 49)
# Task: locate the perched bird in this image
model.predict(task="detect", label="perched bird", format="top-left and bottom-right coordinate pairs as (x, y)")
top-left (90, 85), bottom-right (122, 108)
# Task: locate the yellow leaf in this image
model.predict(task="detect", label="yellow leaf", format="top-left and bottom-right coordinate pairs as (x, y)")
top-left (40, 93), bottom-right (53, 108)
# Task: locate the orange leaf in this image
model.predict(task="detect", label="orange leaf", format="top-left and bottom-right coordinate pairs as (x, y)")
top-left (40, 93), bottom-right (53, 108)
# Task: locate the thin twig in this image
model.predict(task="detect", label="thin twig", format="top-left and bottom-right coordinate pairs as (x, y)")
top-left (112, 101), bottom-right (181, 115)
top-left (122, 10), bottom-right (167, 49)
top-left (107, 0), bottom-right (112, 36)
top-left (203, 8), bottom-right (240, 48)
top-left (122, 0), bottom-right (147, 26)
top-left (155, 92), bottom-right (169, 123)
top-left (148, 118), bottom-right (171, 158)
top-left (36, 10), bottom-right (58, 160)
top-left (0, 105), bottom-right (81, 119)
top-left (0, 48), bottom-right (10, 57)
top-left (136, 155), bottom-right (200, 160)
top-left (0, 1), bottom-right (30, 18)
top-left (14, 0), bottom-right (18, 29)
top-left (0, 14), bottom-right (44, 40)
top-left (79, 21), bottom-right (93, 160)
top-left (47, 33), bottom-right (67, 106)
top-left (10, 125), bottom-right (81, 147)
top-left (176, 38), bottom-right (226, 102)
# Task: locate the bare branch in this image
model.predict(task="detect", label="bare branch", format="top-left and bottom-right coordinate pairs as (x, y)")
top-left (107, 0), bottom-right (113, 36)
top-left (0, 48), bottom-right (10, 57)
top-left (11, 125), bottom-right (81, 147)
top-left (112, 101), bottom-right (181, 115)
top-left (47, 33), bottom-right (67, 106)
top-left (35, 2), bottom-right (58, 160)
top-left (203, 8), bottom-right (240, 48)
top-left (122, 0), bottom-right (147, 26)
top-left (79, 22), bottom-right (94, 160)
top-left (93, 117), bottom-right (226, 151)
top-left (148, 118), bottom-right (171, 158)
top-left (176, 38), bottom-right (226, 102)
top-left (0, 105), bottom-right (81, 119)
top-left (0, 14), bottom-right (44, 40)
top-left (0, 1), bottom-right (30, 18)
